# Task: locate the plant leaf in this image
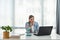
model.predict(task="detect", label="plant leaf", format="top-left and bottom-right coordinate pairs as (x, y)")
top-left (1, 25), bottom-right (12, 32)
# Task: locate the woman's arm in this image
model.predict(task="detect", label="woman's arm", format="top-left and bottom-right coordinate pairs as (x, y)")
top-left (36, 22), bottom-right (39, 32)
top-left (25, 22), bottom-right (32, 33)
top-left (34, 22), bottom-right (39, 33)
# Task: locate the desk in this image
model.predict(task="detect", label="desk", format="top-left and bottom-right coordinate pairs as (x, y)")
top-left (20, 34), bottom-right (51, 40)
top-left (0, 34), bottom-right (52, 40)
top-left (0, 29), bottom-right (60, 40)
top-left (20, 29), bottom-right (60, 40)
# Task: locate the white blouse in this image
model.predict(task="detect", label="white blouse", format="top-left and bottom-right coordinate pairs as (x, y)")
top-left (31, 25), bottom-right (34, 33)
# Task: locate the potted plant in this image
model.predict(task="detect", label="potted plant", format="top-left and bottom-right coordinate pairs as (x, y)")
top-left (1, 25), bottom-right (12, 39)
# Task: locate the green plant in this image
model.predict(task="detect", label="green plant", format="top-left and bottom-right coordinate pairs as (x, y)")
top-left (1, 25), bottom-right (12, 32)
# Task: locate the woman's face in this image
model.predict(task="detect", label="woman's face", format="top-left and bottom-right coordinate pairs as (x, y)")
top-left (29, 17), bottom-right (34, 23)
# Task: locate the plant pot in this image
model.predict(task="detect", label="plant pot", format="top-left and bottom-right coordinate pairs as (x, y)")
top-left (3, 32), bottom-right (9, 39)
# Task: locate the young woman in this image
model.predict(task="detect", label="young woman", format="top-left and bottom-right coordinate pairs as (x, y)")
top-left (25, 15), bottom-right (39, 34)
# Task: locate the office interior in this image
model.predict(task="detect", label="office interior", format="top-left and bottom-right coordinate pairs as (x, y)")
top-left (0, 0), bottom-right (60, 40)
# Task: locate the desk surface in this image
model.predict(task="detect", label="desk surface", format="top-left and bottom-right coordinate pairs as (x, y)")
top-left (0, 29), bottom-right (60, 40)
top-left (20, 29), bottom-right (60, 39)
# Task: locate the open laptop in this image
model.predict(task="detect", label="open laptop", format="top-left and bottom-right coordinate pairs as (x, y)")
top-left (34, 26), bottom-right (53, 36)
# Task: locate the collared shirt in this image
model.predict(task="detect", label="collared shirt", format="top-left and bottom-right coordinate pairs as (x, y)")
top-left (25, 21), bottom-right (39, 33)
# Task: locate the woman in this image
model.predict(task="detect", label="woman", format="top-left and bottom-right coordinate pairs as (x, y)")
top-left (25, 15), bottom-right (39, 34)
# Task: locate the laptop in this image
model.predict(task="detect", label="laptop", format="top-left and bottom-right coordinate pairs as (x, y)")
top-left (34, 26), bottom-right (53, 36)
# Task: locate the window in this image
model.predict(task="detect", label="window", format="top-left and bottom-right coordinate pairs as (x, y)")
top-left (15, 0), bottom-right (56, 28)
top-left (44, 0), bottom-right (56, 28)
top-left (15, 0), bottom-right (42, 27)
top-left (0, 0), bottom-right (12, 26)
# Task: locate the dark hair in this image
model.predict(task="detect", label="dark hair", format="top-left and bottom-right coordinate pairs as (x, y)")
top-left (29, 15), bottom-right (34, 19)
top-left (29, 15), bottom-right (34, 27)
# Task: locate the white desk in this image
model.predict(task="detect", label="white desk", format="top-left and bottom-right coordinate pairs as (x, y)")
top-left (21, 34), bottom-right (51, 40)
top-left (0, 29), bottom-right (60, 40)
top-left (20, 29), bottom-right (60, 40)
